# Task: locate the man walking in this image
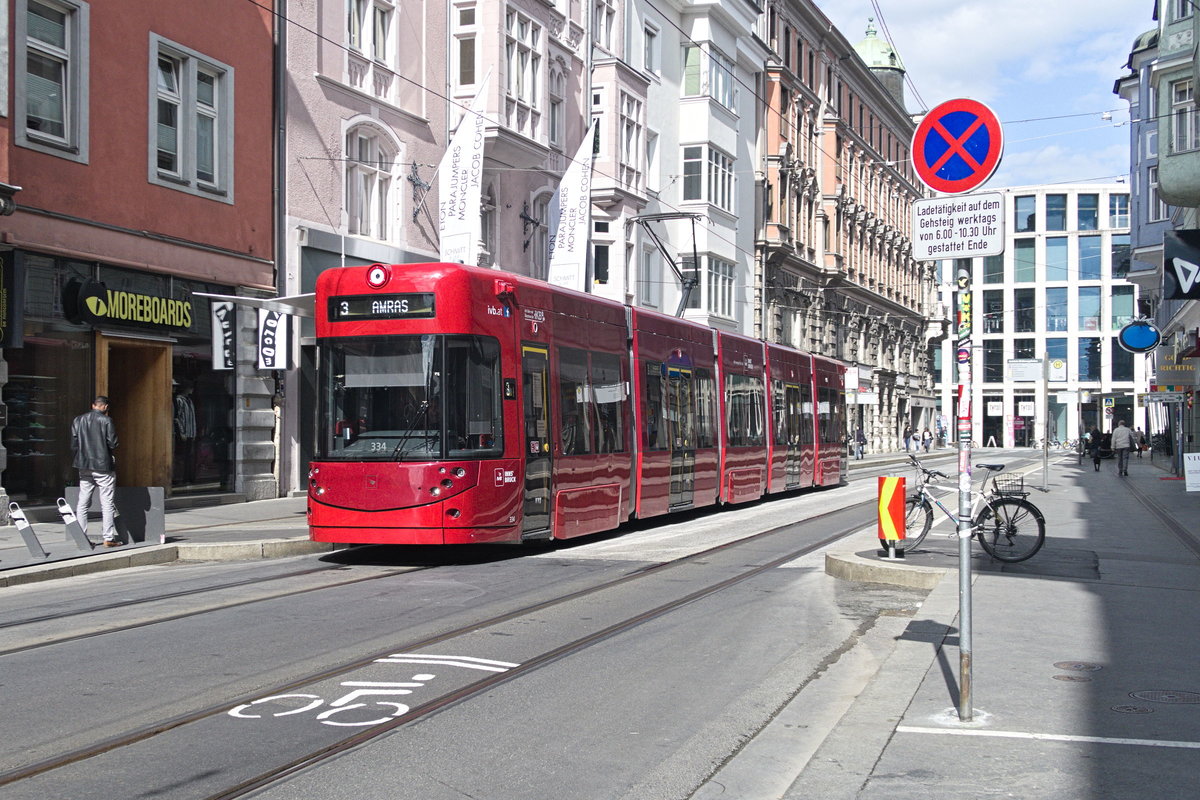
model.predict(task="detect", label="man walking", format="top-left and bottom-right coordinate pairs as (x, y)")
top-left (71, 395), bottom-right (120, 546)
top-left (1111, 419), bottom-right (1135, 477)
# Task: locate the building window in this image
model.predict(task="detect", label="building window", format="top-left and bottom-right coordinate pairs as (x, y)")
top-left (1112, 339), bottom-right (1135, 381)
top-left (453, 4), bottom-right (477, 88)
top-left (548, 69), bottom-right (564, 148)
top-left (531, 194), bottom-right (550, 280)
top-left (644, 23), bottom-right (659, 74)
top-left (983, 289), bottom-right (1004, 333)
top-left (645, 130), bottom-right (659, 193)
top-left (345, 127), bottom-right (396, 240)
top-left (593, 242), bottom-right (609, 284)
top-left (707, 256), bottom-right (735, 317)
top-left (506, 9), bottom-right (541, 107)
top-left (1148, 166), bottom-right (1169, 221)
top-left (982, 340), bottom-right (1004, 383)
top-left (18, 0), bottom-right (90, 160)
top-left (1176, 0), bottom-right (1194, 21)
top-left (1078, 338), bottom-right (1101, 382)
top-left (682, 145), bottom-right (734, 211)
top-left (1045, 194), bottom-right (1067, 230)
top-left (1014, 239), bottom-right (1036, 282)
top-left (1043, 287), bottom-right (1065, 332)
top-left (1014, 338), bottom-right (1036, 359)
top-left (639, 248), bottom-right (660, 308)
top-left (1078, 235), bottom-right (1102, 280)
top-left (1013, 287), bottom-right (1036, 332)
top-left (681, 44), bottom-right (734, 109)
top-left (593, 0), bottom-right (614, 51)
top-left (620, 92), bottom-right (642, 189)
top-left (1172, 79), bottom-right (1199, 152)
top-left (150, 38), bottom-right (233, 200)
top-left (680, 255), bottom-right (701, 310)
top-left (983, 254), bottom-right (1004, 284)
top-left (1111, 285), bottom-right (1134, 330)
top-left (1078, 286), bottom-right (1101, 332)
top-left (348, 0), bottom-right (366, 50)
top-left (1109, 194), bottom-right (1129, 227)
top-left (1077, 193), bottom-right (1099, 230)
top-left (1111, 233), bottom-right (1131, 277)
top-left (1045, 237), bottom-right (1068, 281)
top-left (1014, 195), bottom-right (1036, 232)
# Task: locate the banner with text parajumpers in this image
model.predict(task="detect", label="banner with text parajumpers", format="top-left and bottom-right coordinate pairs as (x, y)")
top-left (438, 75), bottom-right (490, 265)
top-left (211, 301), bottom-right (236, 370)
top-left (257, 308), bottom-right (290, 370)
top-left (546, 120), bottom-right (597, 292)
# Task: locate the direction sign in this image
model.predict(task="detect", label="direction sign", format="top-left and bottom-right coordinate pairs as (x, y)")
top-left (911, 98), bottom-right (1004, 195)
top-left (1145, 392), bottom-right (1189, 403)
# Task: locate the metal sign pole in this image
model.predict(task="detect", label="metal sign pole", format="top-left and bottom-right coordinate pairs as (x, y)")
top-left (1043, 352), bottom-right (1049, 492)
top-left (955, 262), bottom-right (974, 722)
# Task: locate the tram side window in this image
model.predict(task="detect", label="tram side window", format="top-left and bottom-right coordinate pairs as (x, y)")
top-left (559, 347), bottom-right (592, 455)
top-left (772, 380), bottom-right (787, 446)
top-left (726, 374), bottom-right (765, 447)
top-left (800, 383), bottom-right (814, 445)
top-left (818, 387), bottom-right (837, 443)
top-left (592, 352), bottom-right (627, 453)
top-left (694, 368), bottom-right (716, 448)
top-left (643, 361), bottom-right (667, 451)
top-left (666, 366), bottom-right (695, 450)
top-left (444, 336), bottom-right (504, 457)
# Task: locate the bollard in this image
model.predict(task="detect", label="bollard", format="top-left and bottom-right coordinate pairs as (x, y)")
top-left (877, 476), bottom-right (906, 561)
top-left (9, 501), bottom-right (49, 559)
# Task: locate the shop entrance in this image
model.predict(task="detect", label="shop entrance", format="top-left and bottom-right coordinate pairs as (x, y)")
top-left (96, 334), bottom-right (173, 490)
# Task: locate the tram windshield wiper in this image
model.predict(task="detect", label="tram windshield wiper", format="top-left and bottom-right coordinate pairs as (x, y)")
top-left (391, 400), bottom-right (431, 460)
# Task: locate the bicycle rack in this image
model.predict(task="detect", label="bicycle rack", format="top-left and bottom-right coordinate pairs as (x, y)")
top-left (9, 502), bottom-right (49, 560)
top-left (57, 498), bottom-right (97, 551)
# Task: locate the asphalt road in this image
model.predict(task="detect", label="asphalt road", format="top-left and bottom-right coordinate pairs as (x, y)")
top-left (0, 454), bottom-right (980, 800)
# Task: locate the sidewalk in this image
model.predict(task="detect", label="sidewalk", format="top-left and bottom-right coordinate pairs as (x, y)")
top-left (0, 494), bottom-right (322, 586)
top-left (709, 448), bottom-right (1200, 799)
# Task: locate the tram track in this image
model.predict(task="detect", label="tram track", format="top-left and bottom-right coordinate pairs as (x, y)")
top-left (0, 495), bottom-right (882, 796)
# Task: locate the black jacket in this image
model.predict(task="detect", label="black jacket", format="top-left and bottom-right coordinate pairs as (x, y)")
top-left (71, 409), bottom-right (118, 471)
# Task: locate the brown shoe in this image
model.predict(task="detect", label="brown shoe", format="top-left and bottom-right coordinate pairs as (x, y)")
top-left (103, 539), bottom-right (122, 547)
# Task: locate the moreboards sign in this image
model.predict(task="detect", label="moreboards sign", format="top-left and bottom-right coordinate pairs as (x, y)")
top-left (63, 278), bottom-right (193, 331)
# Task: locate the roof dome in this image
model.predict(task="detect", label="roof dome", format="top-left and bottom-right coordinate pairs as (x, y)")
top-left (854, 18), bottom-right (904, 71)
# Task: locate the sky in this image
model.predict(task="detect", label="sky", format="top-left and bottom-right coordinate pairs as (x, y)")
top-left (814, 0), bottom-right (1155, 190)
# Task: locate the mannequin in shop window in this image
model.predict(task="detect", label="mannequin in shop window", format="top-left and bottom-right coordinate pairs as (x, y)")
top-left (174, 381), bottom-right (197, 484)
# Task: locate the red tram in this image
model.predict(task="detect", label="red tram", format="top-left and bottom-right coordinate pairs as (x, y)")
top-left (308, 262), bottom-right (847, 545)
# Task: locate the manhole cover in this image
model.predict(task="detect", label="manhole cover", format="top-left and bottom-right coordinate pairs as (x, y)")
top-left (1053, 675), bottom-right (1092, 682)
top-left (1130, 690), bottom-right (1200, 704)
top-left (1053, 661), bottom-right (1102, 672)
top-left (1111, 705), bottom-right (1154, 714)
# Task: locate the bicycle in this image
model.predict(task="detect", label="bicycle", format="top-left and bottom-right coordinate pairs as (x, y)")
top-left (901, 454), bottom-right (1046, 562)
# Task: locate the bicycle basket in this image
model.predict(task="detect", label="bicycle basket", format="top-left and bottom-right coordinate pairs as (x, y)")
top-left (992, 474), bottom-right (1024, 495)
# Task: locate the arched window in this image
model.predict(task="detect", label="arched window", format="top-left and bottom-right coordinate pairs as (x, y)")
top-left (345, 124), bottom-right (398, 240)
top-left (548, 69), bottom-right (564, 149)
top-left (531, 193), bottom-right (551, 279)
top-left (480, 183), bottom-right (496, 266)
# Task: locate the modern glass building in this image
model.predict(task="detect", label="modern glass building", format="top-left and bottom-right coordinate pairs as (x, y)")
top-left (935, 184), bottom-right (1143, 448)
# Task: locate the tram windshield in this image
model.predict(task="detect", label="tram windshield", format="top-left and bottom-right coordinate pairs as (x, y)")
top-left (317, 335), bottom-right (503, 461)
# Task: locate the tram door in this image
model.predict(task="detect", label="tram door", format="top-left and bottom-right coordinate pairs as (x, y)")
top-left (666, 365), bottom-right (695, 507)
top-left (785, 383), bottom-right (803, 488)
top-left (521, 345), bottom-right (552, 534)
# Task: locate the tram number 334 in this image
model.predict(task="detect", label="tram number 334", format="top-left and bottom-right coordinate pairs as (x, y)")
top-left (227, 678), bottom-right (432, 727)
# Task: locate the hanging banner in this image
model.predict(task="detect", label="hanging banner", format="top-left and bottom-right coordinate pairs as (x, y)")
top-left (0, 251), bottom-right (26, 348)
top-left (438, 74), bottom-right (490, 265)
top-left (211, 301), bottom-right (236, 370)
top-left (257, 308), bottom-right (289, 370)
top-left (546, 120), bottom-right (597, 292)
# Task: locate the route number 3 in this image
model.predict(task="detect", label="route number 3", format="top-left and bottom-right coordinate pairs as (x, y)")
top-left (228, 677), bottom-right (433, 727)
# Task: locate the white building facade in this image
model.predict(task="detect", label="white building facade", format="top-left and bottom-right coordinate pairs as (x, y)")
top-left (936, 184), bottom-right (1143, 448)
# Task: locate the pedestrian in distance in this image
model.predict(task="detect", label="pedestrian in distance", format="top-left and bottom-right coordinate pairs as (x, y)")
top-left (854, 427), bottom-right (866, 460)
top-left (1135, 426), bottom-right (1146, 458)
top-left (921, 427), bottom-right (933, 453)
top-left (903, 424), bottom-right (913, 452)
top-left (1111, 419), bottom-right (1135, 476)
top-left (71, 395), bottom-right (120, 547)
top-left (1089, 426), bottom-right (1103, 472)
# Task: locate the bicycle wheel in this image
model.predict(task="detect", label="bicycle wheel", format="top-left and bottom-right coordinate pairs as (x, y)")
top-left (902, 496), bottom-right (933, 552)
top-left (974, 497), bottom-right (1045, 562)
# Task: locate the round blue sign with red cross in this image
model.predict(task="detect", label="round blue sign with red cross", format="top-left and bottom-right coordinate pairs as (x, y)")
top-left (911, 98), bottom-right (1004, 195)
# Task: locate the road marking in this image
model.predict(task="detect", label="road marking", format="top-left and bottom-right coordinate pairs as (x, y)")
top-left (374, 654), bottom-right (518, 672)
top-left (897, 725), bottom-right (1200, 749)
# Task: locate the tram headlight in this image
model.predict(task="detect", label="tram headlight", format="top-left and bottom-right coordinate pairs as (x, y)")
top-left (441, 479), bottom-right (454, 488)
top-left (430, 487), bottom-right (441, 497)
top-left (453, 467), bottom-right (466, 478)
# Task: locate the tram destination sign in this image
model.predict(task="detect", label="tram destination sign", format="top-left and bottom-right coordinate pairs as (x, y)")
top-left (329, 293), bottom-right (436, 321)
top-left (912, 193), bottom-right (1004, 260)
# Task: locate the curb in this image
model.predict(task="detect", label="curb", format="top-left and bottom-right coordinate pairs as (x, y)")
top-left (824, 550), bottom-right (947, 590)
top-left (0, 538), bottom-right (341, 587)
